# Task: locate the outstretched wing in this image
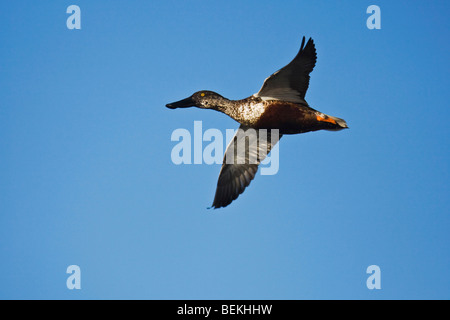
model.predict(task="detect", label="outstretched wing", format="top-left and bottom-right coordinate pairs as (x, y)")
top-left (211, 125), bottom-right (282, 209)
top-left (254, 36), bottom-right (317, 105)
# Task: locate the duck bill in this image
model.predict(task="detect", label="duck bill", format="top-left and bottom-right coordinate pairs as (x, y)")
top-left (166, 96), bottom-right (195, 109)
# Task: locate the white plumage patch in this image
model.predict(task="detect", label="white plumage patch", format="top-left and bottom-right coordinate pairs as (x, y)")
top-left (236, 100), bottom-right (266, 123)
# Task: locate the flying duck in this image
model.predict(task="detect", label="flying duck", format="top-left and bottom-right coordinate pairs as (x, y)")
top-left (166, 37), bottom-right (348, 209)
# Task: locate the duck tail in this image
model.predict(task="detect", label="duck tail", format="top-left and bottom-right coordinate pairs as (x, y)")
top-left (320, 115), bottom-right (348, 131)
top-left (329, 115), bottom-right (348, 129)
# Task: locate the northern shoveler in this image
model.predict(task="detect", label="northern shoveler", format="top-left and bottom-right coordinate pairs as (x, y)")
top-left (166, 36), bottom-right (348, 209)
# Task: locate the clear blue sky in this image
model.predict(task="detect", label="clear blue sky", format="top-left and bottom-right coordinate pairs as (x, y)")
top-left (1, 0), bottom-right (449, 299)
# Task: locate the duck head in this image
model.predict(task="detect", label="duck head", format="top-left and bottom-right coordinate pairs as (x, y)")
top-left (166, 91), bottom-right (226, 109)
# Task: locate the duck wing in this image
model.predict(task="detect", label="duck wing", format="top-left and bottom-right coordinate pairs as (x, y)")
top-left (211, 125), bottom-right (282, 209)
top-left (254, 36), bottom-right (317, 105)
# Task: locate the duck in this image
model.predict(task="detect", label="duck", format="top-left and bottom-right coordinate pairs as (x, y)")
top-left (166, 36), bottom-right (348, 209)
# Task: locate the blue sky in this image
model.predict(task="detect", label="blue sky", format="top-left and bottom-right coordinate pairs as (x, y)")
top-left (0, 0), bottom-right (449, 299)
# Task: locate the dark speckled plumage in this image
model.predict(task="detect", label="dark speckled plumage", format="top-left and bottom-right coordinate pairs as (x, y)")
top-left (166, 36), bottom-right (348, 209)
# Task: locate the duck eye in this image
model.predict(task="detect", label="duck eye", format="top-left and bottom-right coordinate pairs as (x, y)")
top-left (200, 92), bottom-right (205, 97)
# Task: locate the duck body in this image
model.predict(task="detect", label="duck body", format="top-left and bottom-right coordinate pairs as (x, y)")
top-left (209, 94), bottom-right (346, 134)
